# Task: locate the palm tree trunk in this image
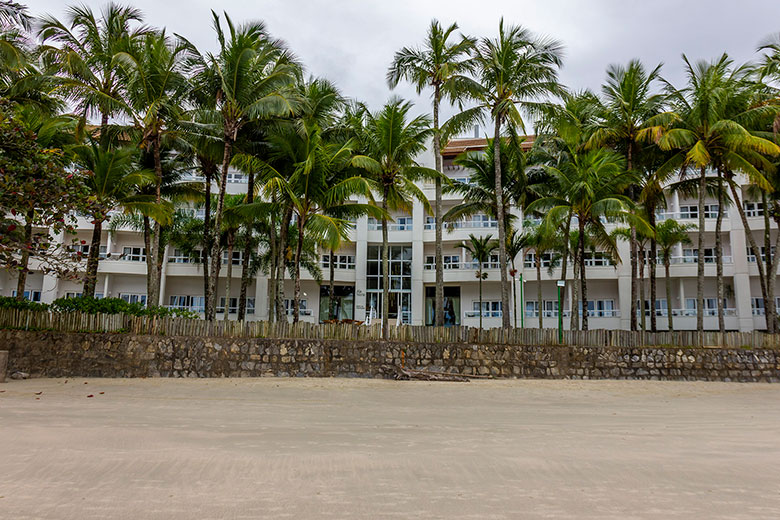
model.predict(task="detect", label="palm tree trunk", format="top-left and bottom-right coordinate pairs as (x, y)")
top-left (276, 205), bottom-right (293, 322)
top-left (15, 211), bottom-right (33, 301)
top-left (328, 249), bottom-right (336, 321)
top-left (381, 186), bottom-right (390, 340)
top-left (207, 135), bottom-right (234, 320)
top-left (478, 270), bottom-right (483, 331)
top-left (536, 252), bottom-right (543, 331)
top-left (82, 218), bottom-right (103, 298)
top-left (728, 180), bottom-right (770, 330)
top-left (267, 206), bottom-right (278, 322)
top-left (571, 246), bottom-right (580, 331)
top-left (648, 210), bottom-right (658, 332)
top-left (696, 167), bottom-right (706, 334)
top-left (579, 217), bottom-right (588, 331)
top-left (201, 162), bottom-right (213, 318)
top-left (639, 243), bottom-right (646, 331)
top-left (223, 231), bottom-right (234, 321)
top-left (433, 85), bottom-right (444, 327)
top-left (147, 134), bottom-right (164, 309)
top-left (763, 192), bottom-right (776, 333)
top-left (715, 169), bottom-right (725, 334)
top-left (492, 117), bottom-right (511, 329)
top-left (293, 216), bottom-right (305, 323)
top-left (630, 227), bottom-right (638, 331)
top-left (665, 257), bottom-right (674, 332)
top-left (238, 169), bottom-right (255, 321)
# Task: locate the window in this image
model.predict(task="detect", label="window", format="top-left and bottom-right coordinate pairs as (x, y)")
top-left (322, 254), bottom-right (355, 269)
top-left (221, 250), bottom-right (243, 266)
top-left (122, 247), bottom-right (146, 262)
top-left (744, 201), bottom-right (764, 217)
top-left (542, 300), bottom-right (559, 317)
top-left (218, 297), bottom-right (238, 314)
top-left (283, 299), bottom-right (309, 316)
top-left (226, 172), bottom-right (246, 183)
top-left (752, 297), bottom-right (765, 315)
top-left (424, 216), bottom-right (436, 230)
top-left (681, 248), bottom-right (717, 263)
top-left (583, 252), bottom-right (613, 267)
top-left (367, 217), bottom-right (382, 230)
top-left (679, 205), bottom-right (698, 219)
top-left (525, 300), bottom-right (539, 317)
top-left (580, 300), bottom-right (616, 317)
top-left (119, 293), bottom-right (147, 306)
top-left (366, 245), bottom-right (413, 324)
top-left (747, 246), bottom-right (776, 263)
top-left (390, 217), bottom-right (413, 231)
top-left (524, 252), bottom-right (553, 268)
top-left (704, 204), bottom-right (726, 218)
top-left (472, 300), bottom-right (502, 317)
top-left (99, 245), bottom-right (107, 259)
top-left (11, 290), bottom-right (41, 302)
top-left (169, 249), bottom-right (202, 264)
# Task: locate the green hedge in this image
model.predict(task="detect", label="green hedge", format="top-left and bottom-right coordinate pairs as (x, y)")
top-left (0, 296), bottom-right (198, 319)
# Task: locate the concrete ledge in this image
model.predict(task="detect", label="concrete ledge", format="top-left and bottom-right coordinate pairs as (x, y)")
top-left (2, 330), bottom-right (779, 382)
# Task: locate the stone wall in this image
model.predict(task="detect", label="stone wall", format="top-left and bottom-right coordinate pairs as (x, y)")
top-left (2, 330), bottom-right (779, 382)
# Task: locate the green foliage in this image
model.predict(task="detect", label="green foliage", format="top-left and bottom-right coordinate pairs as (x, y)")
top-left (50, 297), bottom-right (198, 319)
top-left (0, 295), bottom-right (49, 311)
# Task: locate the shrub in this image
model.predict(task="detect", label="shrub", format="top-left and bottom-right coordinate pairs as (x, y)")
top-left (50, 297), bottom-right (199, 319)
top-left (0, 295), bottom-right (50, 312)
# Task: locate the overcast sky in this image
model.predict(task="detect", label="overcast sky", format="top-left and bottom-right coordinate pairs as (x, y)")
top-left (25, 0), bottom-right (780, 133)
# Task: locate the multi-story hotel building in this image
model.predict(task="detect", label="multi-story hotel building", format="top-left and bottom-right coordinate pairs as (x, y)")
top-left (2, 135), bottom-right (778, 332)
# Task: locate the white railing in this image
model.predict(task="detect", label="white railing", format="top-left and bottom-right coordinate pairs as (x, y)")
top-left (464, 310), bottom-right (503, 318)
top-left (672, 308), bottom-right (737, 317)
top-left (425, 219), bottom-right (499, 230)
top-left (424, 261), bottom-right (500, 270)
top-left (670, 255), bottom-right (732, 264)
top-left (656, 210), bottom-right (728, 221)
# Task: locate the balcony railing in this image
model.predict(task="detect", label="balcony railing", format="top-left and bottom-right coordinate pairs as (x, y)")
top-left (424, 219), bottom-right (498, 230)
top-left (656, 210), bottom-right (728, 221)
top-left (669, 255), bottom-right (732, 264)
top-left (671, 308), bottom-right (737, 317)
top-left (424, 261), bottom-right (500, 270)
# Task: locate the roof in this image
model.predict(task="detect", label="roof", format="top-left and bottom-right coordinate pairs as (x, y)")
top-left (442, 136), bottom-right (535, 156)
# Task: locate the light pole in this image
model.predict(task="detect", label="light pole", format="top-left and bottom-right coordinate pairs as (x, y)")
top-left (557, 280), bottom-right (565, 343)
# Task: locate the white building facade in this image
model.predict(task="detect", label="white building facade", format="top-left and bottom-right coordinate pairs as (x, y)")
top-left (2, 136), bottom-right (779, 332)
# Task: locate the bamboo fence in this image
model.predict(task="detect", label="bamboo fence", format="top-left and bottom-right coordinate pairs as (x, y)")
top-left (1, 308), bottom-right (779, 349)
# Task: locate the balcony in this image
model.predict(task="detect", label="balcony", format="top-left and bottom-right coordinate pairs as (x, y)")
top-left (424, 261), bottom-right (500, 270)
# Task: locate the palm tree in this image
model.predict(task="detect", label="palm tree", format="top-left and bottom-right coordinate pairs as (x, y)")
top-left (114, 30), bottom-right (190, 307)
top-left (37, 3), bottom-right (150, 135)
top-left (219, 194), bottom-right (246, 321)
top-left (451, 19), bottom-right (563, 328)
top-left (589, 60), bottom-right (664, 332)
top-left (529, 148), bottom-right (640, 330)
top-left (351, 98), bottom-right (437, 339)
top-left (506, 229), bottom-right (525, 328)
top-left (387, 19), bottom-right (475, 327)
top-left (0, 0), bottom-right (31, 76)
top-left (444, 134), bottom-right (527, 234)
top-left (71, 141), bottom-right (160, 298)
top-left (655, 219), bottom-right (695, 331)
top-left (641, 54), bottom-right (780, 333)
top-left (187, 11), bottom-right (297, 320)
top-left (522, 223), bottom-right (559, 330)
top-left (461, 234), bottom-right (497, 331)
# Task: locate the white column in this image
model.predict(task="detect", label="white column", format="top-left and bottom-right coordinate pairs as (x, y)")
top-left (411, 200), bottom-right (425, 326)
top-left (255, 275), bottom-right (268, 321)
top-left (354, 215), bottom-right (368, 322)
top-left (158, 245), bottom-right (170, 306)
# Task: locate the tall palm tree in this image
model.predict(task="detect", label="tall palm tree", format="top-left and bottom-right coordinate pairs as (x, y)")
top-left (219, 194), bottom-right (246, 321)
top-left (529, 148), bottom-right (640, 330)
top-left (506, 229), bottom-right (525, 328)
top-left (187, 11), bottom-right (297, 320)
top-left (71, 141), bottom-right (160, 297)
top-left (522, 223), bottom-right (559, 331)
top-left (114, 30), bottom-right (189, 307)
top-left (641, 54), bottom-right (780, 333)
top-left (387, 19), bottom-right (475, 327)
top-left (655, 219), bottom-right (695, 331)
top-left (37, 3), bottom-right (150, 135)
top-left (461, 234), bottom-right (497, 331)
top-left (589, 60), bottom-right (664, 332)
top-left (451, 19), bottom-right (563, 328)
top-left (351, 98), bottom-right (437, 339)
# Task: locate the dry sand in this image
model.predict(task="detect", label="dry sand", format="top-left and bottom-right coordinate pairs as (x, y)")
top-left (1, 377), bottom-right (779, 519)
